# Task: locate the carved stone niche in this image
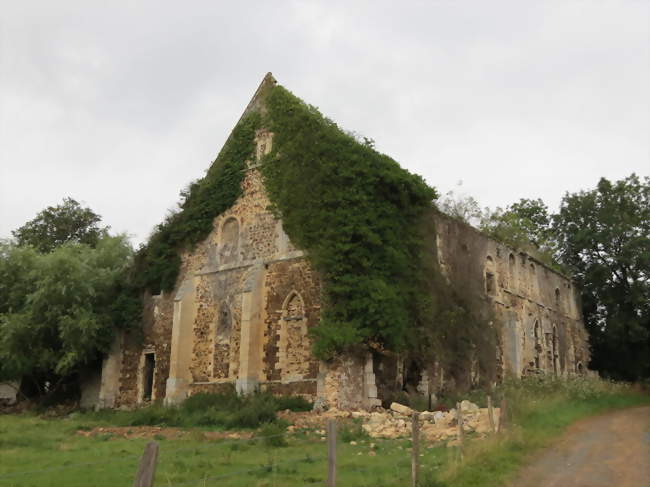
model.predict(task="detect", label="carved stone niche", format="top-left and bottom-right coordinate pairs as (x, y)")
top-left (253, 129), bottom-right (273, 165)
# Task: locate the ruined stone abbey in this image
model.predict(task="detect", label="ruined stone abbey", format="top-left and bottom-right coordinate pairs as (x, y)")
top-left (93, 74), bottom-right (590, 410)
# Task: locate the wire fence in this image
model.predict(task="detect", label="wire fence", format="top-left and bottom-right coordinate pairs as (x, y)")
top-left (0, 398), bottom-right (504, 486)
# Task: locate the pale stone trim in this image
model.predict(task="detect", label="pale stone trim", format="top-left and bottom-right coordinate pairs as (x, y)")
top-left (195, 251), bottom-right (305, 276)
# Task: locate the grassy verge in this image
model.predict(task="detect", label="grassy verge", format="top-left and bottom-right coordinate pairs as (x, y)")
top-left (423, 376), bottom-right (650, 487)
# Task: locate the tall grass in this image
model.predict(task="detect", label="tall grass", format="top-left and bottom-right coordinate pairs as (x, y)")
top-left (424, 376), bottom-right (650, 487)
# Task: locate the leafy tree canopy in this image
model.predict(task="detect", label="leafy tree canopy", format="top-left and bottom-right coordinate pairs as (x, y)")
top-left (0, 235), bottom-right (138, 399)
top-left (554, 174), bottom-right (650, 381)
top-left (12, 197), bottom-right (109, 253)
top-left (437, 184), bottom-right (482, 225)
top-left (480, 198), bottom-right (560, 270)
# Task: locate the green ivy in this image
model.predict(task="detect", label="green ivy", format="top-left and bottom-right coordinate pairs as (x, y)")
top-left (261, 86), bottom-right (438, 358)
top-left (135, 112), bottom-right (261, 293)
top-left (132, 83), bottom-right (496, 380)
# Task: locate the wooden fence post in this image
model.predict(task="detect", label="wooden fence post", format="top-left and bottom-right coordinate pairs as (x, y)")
top-left (411, 413), bottom-right (420, 487)
top-left (327, 419), bottom-right (337, 487)
top-left (498, 398), bottom-right (507, 433)
top-left (456, 402), bottom-right (464, 461)
top-left (487, 395), bottom-right (496, 434)
top-left (133, 441), bottom-right (159, 487)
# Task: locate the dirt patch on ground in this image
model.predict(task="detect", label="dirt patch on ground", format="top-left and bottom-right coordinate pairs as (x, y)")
top-left (76, 426), bottom-right (254, 441)
top-left (509, 406), bottom-right (650, 487)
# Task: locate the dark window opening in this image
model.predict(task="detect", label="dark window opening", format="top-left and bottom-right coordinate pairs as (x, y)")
top-left (403, 360), bottom-right (421, 395)
top-left (143, 353), bottom-right (156, 402)
top-left (486, 272), bottom-right (495, 295)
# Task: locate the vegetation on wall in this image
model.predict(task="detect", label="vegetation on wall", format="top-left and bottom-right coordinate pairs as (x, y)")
top-left (259, 85), bottom-right (498, 382)
top-left (260, 85), bottom-right (437, 358)
top-left (134, 112), bottom-right (261, 294)
top-left (130, 84), bottom-right (501, 385)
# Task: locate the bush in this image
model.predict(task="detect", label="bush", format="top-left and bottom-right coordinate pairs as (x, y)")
top-left (227, 396), bottom-right (277, 429)
top-left (272, 395), bottom-right (313, 412)
top-left (125, 405), bottom-right (181, 426)
top-left (257, 422), bottom-right (288, 447)
top-left (82, 391), bottom-right (312, 430)
top-left (181, 388), bottom-right (239, 414)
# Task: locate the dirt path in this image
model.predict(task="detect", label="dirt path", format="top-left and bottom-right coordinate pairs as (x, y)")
top-left (509, 406), bottom-right (650, 487)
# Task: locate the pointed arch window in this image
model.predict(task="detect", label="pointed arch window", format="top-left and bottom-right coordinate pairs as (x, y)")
top-left (277, 291), bottom-right (310, 380)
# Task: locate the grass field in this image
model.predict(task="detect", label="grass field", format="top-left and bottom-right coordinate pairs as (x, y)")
top-left (0, 377), bottom-right (648, 487)
top-left (0, 412), bottom-right (451, 486)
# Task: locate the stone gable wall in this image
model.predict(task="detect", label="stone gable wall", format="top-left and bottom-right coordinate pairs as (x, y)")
top-left (105, 128), bottom-right (591, 410)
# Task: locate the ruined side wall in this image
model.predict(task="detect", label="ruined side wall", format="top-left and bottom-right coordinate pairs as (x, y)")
top-left (115, 293), bottom-right (174, 407)
top-left (431, 212), bottom-right (590, 381)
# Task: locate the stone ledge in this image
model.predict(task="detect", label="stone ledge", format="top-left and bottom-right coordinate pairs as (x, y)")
top-left (195, 251), bottom-right (305, 276)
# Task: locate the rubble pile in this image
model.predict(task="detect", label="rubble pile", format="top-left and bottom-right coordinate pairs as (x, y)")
top-left (355, 400), bottom-right (500, 441)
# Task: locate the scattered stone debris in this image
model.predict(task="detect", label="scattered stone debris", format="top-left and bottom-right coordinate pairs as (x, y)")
top-left (361, 401), bottom-right (500, 441)
top-left (279, 400), bottom-right (500, 443)
top-left (75, 401), bottom-right (499, 444)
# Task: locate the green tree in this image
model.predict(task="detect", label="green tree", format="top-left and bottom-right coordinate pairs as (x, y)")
top-left (437, 184), bottom-right (482, 225)
top-left (480, 198), bottom-right (558, 268)
top-left (12, 197), bottom-right (109, 253)
top-left (0, 236), bottom-right (138, 401)
top-left (554, 174), bottom-right (650, 380)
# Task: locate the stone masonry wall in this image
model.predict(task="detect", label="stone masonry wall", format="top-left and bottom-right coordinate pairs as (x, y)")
top-left (116, 292), bottom-right (174, 407)
top-left (110, 106), bottom-right (590, 410)
top-left (431, 211), bottom-right (590, 381)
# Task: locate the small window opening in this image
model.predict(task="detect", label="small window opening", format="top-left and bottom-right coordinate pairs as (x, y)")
top-left (143, 352), bottom-right (156, 402)
top-left (555, 288), bottom-right (561, 308)
top-left (486, 272), bottom-right (495, 295)
top-left (485, 256), bottom-right (496, 296)
top-left (533, 321), bottom-right (541, 370)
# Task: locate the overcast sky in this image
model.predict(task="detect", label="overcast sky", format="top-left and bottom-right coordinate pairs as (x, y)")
top-left (1, 1), bottom-right (648, 245)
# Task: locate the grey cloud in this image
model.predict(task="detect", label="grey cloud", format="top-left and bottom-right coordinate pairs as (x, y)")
top-left (1, 0), bottom-right (647, 245)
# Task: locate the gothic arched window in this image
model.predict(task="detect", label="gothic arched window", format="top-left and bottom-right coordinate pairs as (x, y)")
top-left (277, 292), bottom-right (309, 380)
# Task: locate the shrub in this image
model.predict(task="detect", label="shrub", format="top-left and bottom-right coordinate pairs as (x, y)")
top-left (258, 422), bottom-right (288, 448)
top-left (272, 395), bottom-right (313, 412)
top-left (124, 405), bottom-right (181, 426)
top-left (227, 399), bottom-right (276, 429)
top-left (181, 388), bottom-right (239, 414)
